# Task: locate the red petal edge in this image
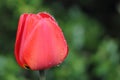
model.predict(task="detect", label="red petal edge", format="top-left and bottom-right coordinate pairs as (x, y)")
top-left (15, 13), bottom-right (28, 68)
top-left (37, 12), bottom-right (56, 22)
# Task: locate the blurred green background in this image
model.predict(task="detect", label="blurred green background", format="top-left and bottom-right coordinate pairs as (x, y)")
top-left (0, 0), bottom-right (120, 80)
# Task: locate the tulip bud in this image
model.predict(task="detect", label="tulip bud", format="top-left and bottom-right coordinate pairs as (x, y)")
top-left (14, 12), bottom-right (68, 70)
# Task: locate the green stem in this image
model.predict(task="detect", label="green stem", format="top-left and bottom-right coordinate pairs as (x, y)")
top-left (39, 70), bottom-right (46, 80)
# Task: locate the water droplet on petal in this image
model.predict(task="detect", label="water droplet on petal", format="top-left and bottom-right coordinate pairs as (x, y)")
top-left (57, 65), bottom-right (60, 67)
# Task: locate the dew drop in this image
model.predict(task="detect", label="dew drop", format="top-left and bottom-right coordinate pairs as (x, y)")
top-left (57, 65), bottom-right (60, 67)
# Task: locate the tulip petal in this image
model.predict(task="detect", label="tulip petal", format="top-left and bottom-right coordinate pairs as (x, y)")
top-left (22, 17), bottom-right (68, 70)
top-left (15, 12), bottom-right (68, 70)
top-left (37, 12), bottom-right (55, 22)
top-left (15, 14), bottom-right (28, 67)
top-left (19, 14), bottom-right (41, 68)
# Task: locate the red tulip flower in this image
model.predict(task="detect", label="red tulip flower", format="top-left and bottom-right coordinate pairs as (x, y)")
top-left (14, 12), bottom-right (68, 70)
